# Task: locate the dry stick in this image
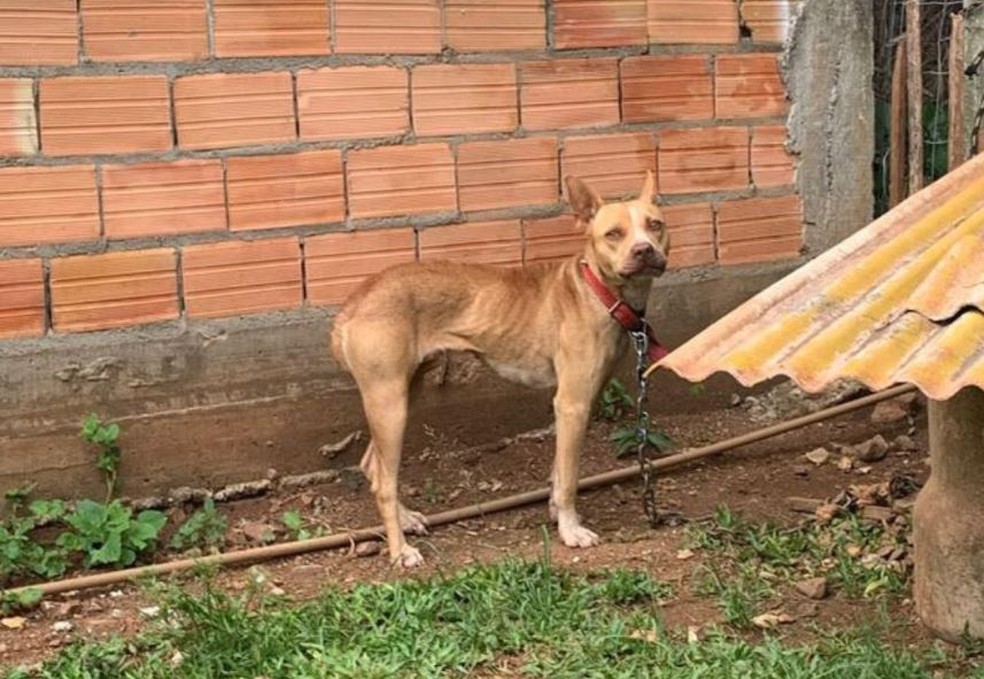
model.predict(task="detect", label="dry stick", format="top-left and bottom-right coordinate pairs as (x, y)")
top-left (907, 0), bottom-right (924, 194)
top-left (950, 13), bottom-right (967, 171)
top-left (4, 384), bottom-right (917, 599)
top-left (890, 37), bottom-right (908, 208)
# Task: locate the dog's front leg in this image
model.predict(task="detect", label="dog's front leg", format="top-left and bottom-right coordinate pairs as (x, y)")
top-left (550, 354), bottom-right (605, 549)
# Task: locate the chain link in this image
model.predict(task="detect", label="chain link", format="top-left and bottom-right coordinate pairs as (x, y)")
top-left (629, 328), bottom-right (660, 528)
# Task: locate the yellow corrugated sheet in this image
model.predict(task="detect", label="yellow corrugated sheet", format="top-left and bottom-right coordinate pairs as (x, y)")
top-left (656, 152), bottom-right (984, 400)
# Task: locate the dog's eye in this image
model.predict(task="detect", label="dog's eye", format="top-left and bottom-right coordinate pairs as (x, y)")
top-left (647, 219), bottom-right (665, 232)
top-left (604, 228), bottom-right (623, 241)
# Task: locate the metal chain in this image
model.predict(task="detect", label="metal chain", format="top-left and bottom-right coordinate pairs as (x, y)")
top-left (629, 328), bottom-right (660, 528)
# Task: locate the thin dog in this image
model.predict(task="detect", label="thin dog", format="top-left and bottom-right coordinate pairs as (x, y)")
top-left (331, 171), bottom-right (670, 567)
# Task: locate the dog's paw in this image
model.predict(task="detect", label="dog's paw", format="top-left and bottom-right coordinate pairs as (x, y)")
top-left (399, 506), bottom-right (429, 536)
top-left (394, 544), bottom-right (425, 568)
top-left (559, 522), bottom-right (600, 549)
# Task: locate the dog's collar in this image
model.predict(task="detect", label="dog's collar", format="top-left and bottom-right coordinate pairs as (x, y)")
top-left (579, 259), bottom-right (669, 363)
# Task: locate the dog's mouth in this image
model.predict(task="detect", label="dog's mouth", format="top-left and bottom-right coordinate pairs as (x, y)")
top-left (618, 259), bottom-right (666, 278)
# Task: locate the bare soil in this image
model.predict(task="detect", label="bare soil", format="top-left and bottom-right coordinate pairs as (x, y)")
top-left (0, 395), bottom-right (936, 670)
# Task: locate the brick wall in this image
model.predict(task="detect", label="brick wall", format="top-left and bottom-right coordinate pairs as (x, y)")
top-left (0, 0), bottom-right (801, 341)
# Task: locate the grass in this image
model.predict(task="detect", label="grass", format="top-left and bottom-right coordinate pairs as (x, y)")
top-left (6, 552), bottom-right (978, 679)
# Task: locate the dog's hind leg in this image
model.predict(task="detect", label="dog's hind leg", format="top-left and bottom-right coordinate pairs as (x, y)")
top-left (358, 378), bottom-right (424, 567)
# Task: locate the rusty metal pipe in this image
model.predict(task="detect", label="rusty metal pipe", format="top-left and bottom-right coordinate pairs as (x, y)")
top-left (3, 383), bottom-right (916, 599)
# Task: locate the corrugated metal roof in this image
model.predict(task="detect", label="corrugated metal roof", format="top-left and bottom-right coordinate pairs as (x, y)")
top-left (655, 152), bottom-right (984, 400)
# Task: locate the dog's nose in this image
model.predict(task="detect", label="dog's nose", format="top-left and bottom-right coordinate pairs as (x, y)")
top-left (631, 242), bottom-right (655, 259)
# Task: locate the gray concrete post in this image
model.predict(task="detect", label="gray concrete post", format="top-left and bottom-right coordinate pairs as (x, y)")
top-left (914, 387), bottom-right (984, 641)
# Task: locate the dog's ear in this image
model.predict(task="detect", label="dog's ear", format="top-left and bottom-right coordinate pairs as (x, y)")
top-left (638, 170), bottom-right (656, 204)
top-left (565, 176), bottom-right (603, 225)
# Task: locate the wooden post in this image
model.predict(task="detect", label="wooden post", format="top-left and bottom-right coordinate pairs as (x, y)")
top-left (950, 13), bottom-right (966, 170)
top-left (890, 39), bottom-right (908, 207)
top-left (906, 0), bottom-right (923, 192)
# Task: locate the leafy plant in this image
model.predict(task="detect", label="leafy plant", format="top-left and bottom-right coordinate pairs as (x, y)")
top-left (0, 500), bottom-right (70, 582)
top-left (58, 499), bottom-right (166, 568)
top-left (81, 414), bottom-right (122, 502)
top-left (610, 416), bottom-right (675, 459)
top-left (3, 484), bottom-right (36, 517)
top-left (281, 510), bottom-right (311, 541)
top-left (598, 378), bottom-right (634, 422)
top-left (0, 587), bottom-right (42, 614)
top-left (169, 498), bottom-right (227, 553)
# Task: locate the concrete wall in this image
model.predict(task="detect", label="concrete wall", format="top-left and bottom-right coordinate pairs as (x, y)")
top-left (0, 0), bottom-right (873, 498)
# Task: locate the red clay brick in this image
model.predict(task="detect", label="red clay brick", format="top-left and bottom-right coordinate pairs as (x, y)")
top-left (101, 160), bottom-right (226, 240)
top-left (716, 194), bottom-right (803, 265)
top-left (716, 54), bottom-right (787, 119)
top-left (520, 58), bottom-right (619, 131)
top-left (419, 220), bottom-right (522, 267)
top-left (182, 237), bottom-right (302, 318)
top-left (412, 63), bottom-right (518, 137)
top-left (174, 72), bottom-right (294, 150)
top-left (227, 151), bottom-right (344, 232)
top-left (347, 143), bottom-right (456, 219)
top-left (661, 202), bottom-right (714, 268)
top-left (457, 137), bottom-right (558, 213)
top-left (0, 1), bottom-right (77, 66)
top-left (213, 0), bottom-right (329, 57)
top-left (305, 228), bottom-right (416, 306)
top-left (0, 165), bottom-right (99, 246)
top-left (0, 259), bottom-right (44, 339)
top-left (445, 0), bottom-right (544, 52)
top-left (82, 0), bottom-right (208, 62)
top-left (40, 76), bottom-right (171, 156)
top-left (647, 0), bottom-right (738, 44)
top-left (554, 0), bottom-right (646, 49)
top-left (563, 132), bottom-right (655, 200)
top-left (522, 215), bottom-right (581, 266)
top-left (742, 0), bottom-right (798, 44)
top-left (297, 66), bottom-right (409, 141)
top-left (335, 0), bottom-right (440, 54)
top-left (50, 249), bottom-right (179, 332)
top-left (0, 78), bottom-right (37, 156)
top-left (658, 126), bottom-right (749, 195)
top-left (751, 125), bottom-right (796, 188)
top-left (620, 55), bottom-right (714, 123)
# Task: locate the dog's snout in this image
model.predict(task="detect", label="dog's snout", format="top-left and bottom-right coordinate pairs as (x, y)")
top-left (631, 242), bottom-right (655, 259)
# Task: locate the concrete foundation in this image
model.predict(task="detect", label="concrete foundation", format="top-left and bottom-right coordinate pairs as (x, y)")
top-left (914, 387), bottom-right (984, 641)
top-left (0, 263), bottom-right (794, 499)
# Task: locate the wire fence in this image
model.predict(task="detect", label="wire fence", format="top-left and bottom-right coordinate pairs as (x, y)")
top-left (872, 0), bottom-right (963, 216)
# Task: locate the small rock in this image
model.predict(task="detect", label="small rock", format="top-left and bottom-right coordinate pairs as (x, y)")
top-left (687, 625), bottom-right (701, 643)
top-left (355, 541), bottom-right (382, 558)
top-left (892, 434), bottom-right (918, 452)
top-left (138, 606), bottom-right (161, 619)
top-left (170, 650), bottom-right (185, 668)
top-left (795, 577), bottom-right (828, 600)
top-left (108, 590), bottom-right (124, 599)
top-left (241, 521), bottom-right (277, 544)
top-left (791, 465), bottom-right (810, 477)
top-left (855, 435), bottom-right (890, 463)
top-left (814, 503), bottom-right (839, 524)
top-left (1, 617), bottom-right (25, 630)
top-left (268, 586), bottom-right (286, 597)
top-left (846, 544), bottom-right (863, 558)
top-left (729, 394), bottom-right (743, 407)
top-left (629, 629), bottom-right (659, 643)
top-left (871, 399), bottom-right (909, 424)
top-left (55, 601), bottom-right (80, 618)
top-left (51, 621), bottom-right (73, 633)
top-left (836, 456), bottom-right (854, 472)
top-left (676, 548), bottom-right (695, 561)
top-left (804, 448), bottom-right (831, 466)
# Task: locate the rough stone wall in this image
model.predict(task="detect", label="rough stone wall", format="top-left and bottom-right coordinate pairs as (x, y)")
top-left (0, 0), bottom-right (870, 497)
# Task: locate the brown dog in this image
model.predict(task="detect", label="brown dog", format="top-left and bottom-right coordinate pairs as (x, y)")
top-left (331, 171), bottom-right (670, 567)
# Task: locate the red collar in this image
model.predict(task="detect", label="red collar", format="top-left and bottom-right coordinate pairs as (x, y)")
top-left (579, 260), bottom-right (669, 363)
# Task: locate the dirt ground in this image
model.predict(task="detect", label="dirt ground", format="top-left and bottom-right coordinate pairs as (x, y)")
top-left (0, 391), bottom-right (934, 670)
